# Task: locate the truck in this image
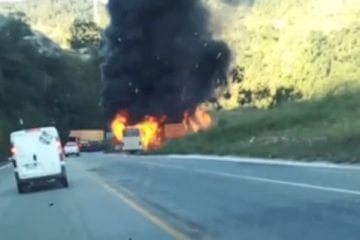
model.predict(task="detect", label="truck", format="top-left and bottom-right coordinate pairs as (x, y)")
top-left (163, 123), bottom-right (187, 140)
top-left (68, 129), bottom-right (105, 152)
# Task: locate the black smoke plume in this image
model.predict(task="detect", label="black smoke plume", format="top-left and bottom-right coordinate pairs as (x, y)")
top-left (102, 0), bottom-right (230, 124)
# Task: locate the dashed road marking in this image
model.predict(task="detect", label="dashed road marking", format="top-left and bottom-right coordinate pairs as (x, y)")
top-left (74, 160), bottom-right (190, 240)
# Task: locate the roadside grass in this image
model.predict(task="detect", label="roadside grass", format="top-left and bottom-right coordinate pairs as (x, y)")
top-left (157, 90), bottom-right (360, 163)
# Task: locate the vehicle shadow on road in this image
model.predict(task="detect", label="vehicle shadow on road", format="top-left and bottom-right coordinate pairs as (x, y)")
top-left (23, 182), bottom-right (67, 194)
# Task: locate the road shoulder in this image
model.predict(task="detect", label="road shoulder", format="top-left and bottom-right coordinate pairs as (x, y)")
top-left (0, 161), bottom-right (10, 170)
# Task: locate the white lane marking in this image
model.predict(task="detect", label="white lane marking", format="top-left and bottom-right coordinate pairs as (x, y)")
top-left (0, 163), bottom-right (11, 171)
top-left (138, 161), bottom-right (360, 196)
top-left (165, 155), bottom-right (360, 170)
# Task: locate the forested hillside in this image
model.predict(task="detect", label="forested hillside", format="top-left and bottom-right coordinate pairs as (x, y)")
top-left (0, 16), bottom-right (103, 158)
top-left (205, 0), bottom-right (360, 109)
top-left (0, 0), bottom-right (108, 48)
top-left (1, 0), bottom-right (359, 108)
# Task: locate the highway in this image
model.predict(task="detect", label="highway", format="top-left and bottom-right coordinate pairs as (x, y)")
top-left (1, 153), bottom-right (360, 240)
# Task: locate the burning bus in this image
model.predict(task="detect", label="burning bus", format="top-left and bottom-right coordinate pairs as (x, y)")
top-left (107, 106), bottom-right (212, 152)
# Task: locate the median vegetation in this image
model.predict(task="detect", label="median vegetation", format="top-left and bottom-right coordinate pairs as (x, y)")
top-left (159, 89), bottom-right (360, 163)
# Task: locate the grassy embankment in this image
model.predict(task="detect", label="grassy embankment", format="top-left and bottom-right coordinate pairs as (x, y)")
top-left (159, 90), bottom-right (360, 163)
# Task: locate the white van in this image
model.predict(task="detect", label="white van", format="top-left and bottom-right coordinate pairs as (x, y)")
top-left (122, 127), bottom-right (143, 154)
top-left (10, 127), bottom-right (68, 193)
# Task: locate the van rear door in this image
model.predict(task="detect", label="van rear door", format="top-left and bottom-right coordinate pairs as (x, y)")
top-left (12, 128), bottom-right (62, 179)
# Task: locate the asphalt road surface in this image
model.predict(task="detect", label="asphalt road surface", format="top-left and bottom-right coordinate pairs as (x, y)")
top-left (1, 153), bottom-right (360, 240)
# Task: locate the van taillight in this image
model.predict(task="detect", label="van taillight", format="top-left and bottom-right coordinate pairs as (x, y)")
top-left (57, 141), bottom-right (63, 151)
top-left (10, 147), bottom-right (16, 155)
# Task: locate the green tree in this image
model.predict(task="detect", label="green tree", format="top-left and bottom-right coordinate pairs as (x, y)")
top-left (69, 19), bottom-right (102, 49)
top-left (0, 15), bottom-right (103, 160)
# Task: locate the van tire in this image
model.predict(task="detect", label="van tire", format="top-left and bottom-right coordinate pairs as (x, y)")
top-left (15, 174), bottom-right (25, 194)
top-left (59, 166), bottom-right (69, 188)
top-left (17, 182), bottom-right (25, 193)
top-left (60, 176), bottom-right (69, 188)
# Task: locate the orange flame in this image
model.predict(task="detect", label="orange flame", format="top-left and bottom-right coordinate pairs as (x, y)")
top-left (183, 106), bottom-right (212, 133)
top-left (110, 112), bottom-right (164, 151)
top-left (137, 116), bottom-right (164, 150)
top-left (111, 112), bottom-right (128, 143)
top-left (110, 106), bottom-right (212, 151)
